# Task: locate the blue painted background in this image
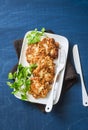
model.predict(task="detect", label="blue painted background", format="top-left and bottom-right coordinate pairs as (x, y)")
top-left (0, 0), bottom-right (88, 130)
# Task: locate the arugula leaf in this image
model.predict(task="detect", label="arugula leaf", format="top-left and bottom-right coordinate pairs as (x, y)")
top-left (26, 28), bottom-right (45, 44)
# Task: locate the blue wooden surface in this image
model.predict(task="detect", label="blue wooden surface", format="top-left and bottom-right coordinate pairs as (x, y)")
top-left (0, 0), bottom-right (88, 130)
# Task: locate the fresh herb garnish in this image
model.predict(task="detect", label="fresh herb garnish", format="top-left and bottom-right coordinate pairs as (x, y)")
top-left (26, 28), bottom-right (45, 44)
top-left (7, 64), bottom-right (37, 100)
top-left (29, 63), bottom-right (38, 73)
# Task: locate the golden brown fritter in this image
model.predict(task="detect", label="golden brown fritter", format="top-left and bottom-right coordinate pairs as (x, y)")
top-left (39, 38), bottom-right (59, 58)
top-left (26, 37), bottom-right (59, 98)
top-left (33, 56), bottom-right (55, 83)
top-left (26, 37), bottom-right (59, 64)
top-left (29, 77), bottom-right (51, 98)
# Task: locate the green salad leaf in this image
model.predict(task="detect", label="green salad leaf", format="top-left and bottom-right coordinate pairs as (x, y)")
top-left (29, 63), bottom-right (38, 73)
top-left (7, 64), bottom-right (37, 100)
top-left (26, 28), bottom-right (45, 44)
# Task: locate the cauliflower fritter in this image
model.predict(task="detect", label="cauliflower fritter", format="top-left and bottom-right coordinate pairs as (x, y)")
top-left (26, 37), bottom-right (59, 64)
top-left (26, 37), bottom-right (59, 98)
top-left (33, 56), bottom-right (55, 83)
top-left (39, 38), bottom-right (59, 58)
top-left (29, 77), bottom-right (51, 98)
